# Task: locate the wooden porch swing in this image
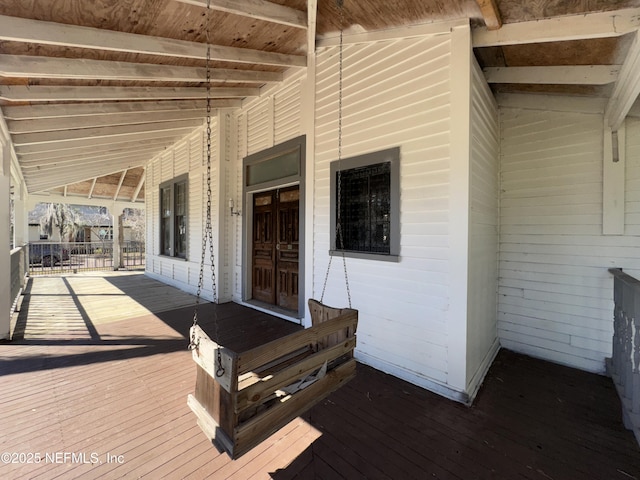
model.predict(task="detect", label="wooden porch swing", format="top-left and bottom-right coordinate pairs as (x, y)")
top-left (187, 0), bottom-right (357, 459)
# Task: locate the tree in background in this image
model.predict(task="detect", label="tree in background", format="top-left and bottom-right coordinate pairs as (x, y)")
top-left (123, 208), bottom-right (145, 243)
top-left (38, 203), bottom-right (80, 242)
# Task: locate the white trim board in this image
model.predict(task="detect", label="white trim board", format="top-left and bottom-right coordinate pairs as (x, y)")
top-left (497, 93), bottom-right (608, 114)
top-left (317, 18), bottom-right (468, 48)
top-left (355, 351), bottom-right (472, 404)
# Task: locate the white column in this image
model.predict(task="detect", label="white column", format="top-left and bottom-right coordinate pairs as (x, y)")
top-left (447, 23), bottom-right (473, 398)
top-left (111, 206), bottom-right (122, 270)
top-left (217, 113), bottom-right (232, 303)
top-left (301, 0), bottom-right (317, 328)
top-left (13, 182), bottom-right (27, 247)
top-left (118, 212), bottom-right (125, 269)
top-left (0, 143), bottom-right (11, 340)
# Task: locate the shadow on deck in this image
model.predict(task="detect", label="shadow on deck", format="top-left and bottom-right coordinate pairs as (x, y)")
top-left (0, 272), bottom-right (638, 479)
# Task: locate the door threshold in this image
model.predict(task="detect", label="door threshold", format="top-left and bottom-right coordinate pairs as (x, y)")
top-left (241, 300), bottom-right (302, 324)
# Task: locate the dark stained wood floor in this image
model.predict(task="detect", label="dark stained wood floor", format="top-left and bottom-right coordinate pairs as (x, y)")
top-left (0, 272), bottom-right (639, 479)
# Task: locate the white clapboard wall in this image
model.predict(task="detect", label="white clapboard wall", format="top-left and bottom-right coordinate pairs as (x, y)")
top-left (145, 125), bottom-right (218, 298)
top-left (467, 58), bottom-right (500, 393)
top-left (314, 33), bottom-right (458, 395)
top-left (226, 68), bottom-right (307, 302)
top-left (498, 105), bottom-right (640, 373)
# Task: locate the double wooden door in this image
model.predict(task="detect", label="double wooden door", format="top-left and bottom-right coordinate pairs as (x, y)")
top-left (252, 185), bottom-right (299, 311)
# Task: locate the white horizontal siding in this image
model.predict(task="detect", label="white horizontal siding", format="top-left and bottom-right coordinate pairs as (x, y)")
top-left (145, 125), bottom-right (220, 299)
top-left (152, 157), bottom-right (161, 186)
top-left (188, 171), bottom-right (203, 266)
top-left (146, 161), bottom-right (157, 258)
top-left (189, 130), bottom-right (204, 170)
top-left (150, 188), bottom-right (159, 257)
top-left (467, 59), bottom-right (499, 392)
top-left (174, 140), bottom-right (188, 176)
top-left (498, 107), bottom-right (640, 373)
top-left (247, 99), bottom-right (271, 154)
top-left (274, 79), bottom-right (302, 144)
top-left (160, 150), bottom-right (173, 183)
top-left (228, 73), bottom-right (305, 302)
top-left (314, 35), bottom-right (454, 390)
top-left (626, 117), bottom-right (640, 239)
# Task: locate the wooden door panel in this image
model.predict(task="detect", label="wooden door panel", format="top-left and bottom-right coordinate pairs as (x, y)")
top-left (276, 186), bottom-right (299, 310)
top-left (252, 192), bottom-right (275, 304)
top-left (251, 186), bottom-right (299, 311)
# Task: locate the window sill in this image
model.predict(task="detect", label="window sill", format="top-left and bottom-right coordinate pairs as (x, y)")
top-left (329, 250), bottom-right (399, 263)
top-left (159, 254), bottom-right (188, 261)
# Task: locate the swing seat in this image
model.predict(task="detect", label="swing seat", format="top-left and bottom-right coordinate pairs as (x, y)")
top-left (187, 300), bottom-right (358, 459)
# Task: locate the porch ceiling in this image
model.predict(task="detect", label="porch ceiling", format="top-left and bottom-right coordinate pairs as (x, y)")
top-left (1, 0), bottom-right (639, 201)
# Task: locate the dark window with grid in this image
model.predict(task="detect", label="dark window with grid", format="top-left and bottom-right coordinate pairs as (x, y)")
top-left (337, 162), bottom-right (391, 254)
top-left (330, 147), bottom-right (399, 261)
top-left (160, 175), bottom-right (188, 259)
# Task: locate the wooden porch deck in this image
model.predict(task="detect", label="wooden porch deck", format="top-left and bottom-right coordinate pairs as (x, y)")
top-left (0, 272), bottom-right (638, 479)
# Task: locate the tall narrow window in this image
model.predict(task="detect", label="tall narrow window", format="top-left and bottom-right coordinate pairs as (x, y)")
top-left (160, 175), bottom-right (188, 259)
top-left (160, 185), bottom-right (171, 256)
top-left (330, 147), bottom-right (400, 261)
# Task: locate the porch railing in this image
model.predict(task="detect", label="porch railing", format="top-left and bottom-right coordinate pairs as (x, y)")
top-left (28, 241), bottom-right (145, 275)
top-left (607, 268), bottom-right (640, 445)
top-left (121, 241), bottom-right (145, 269)
top-left (10, 245), bottom-right (28, 310)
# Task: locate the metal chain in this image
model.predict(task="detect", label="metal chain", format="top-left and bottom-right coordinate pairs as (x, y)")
top-left (190, 0), bottom-right (225, 378)
top-left (321, 0), bottom-right (351, 308)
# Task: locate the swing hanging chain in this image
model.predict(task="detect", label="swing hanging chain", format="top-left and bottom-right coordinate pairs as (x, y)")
top-left (190, 0), bottom-right (225, 378)
top-left (321, 0), bottom-right (351, 308)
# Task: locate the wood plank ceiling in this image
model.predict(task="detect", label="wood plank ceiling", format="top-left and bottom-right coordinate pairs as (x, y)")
top-left (1, 0), bottom-right (639, 203)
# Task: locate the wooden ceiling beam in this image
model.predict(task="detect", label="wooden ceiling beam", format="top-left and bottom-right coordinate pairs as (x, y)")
top-left (21, 156), bottom-right (148, 174)
top-left (12, 119), bottom-right (203, 146)
top-left (88, 178), bottom-right (98, 199)
top-left (3, 100), bottom-right (239, 120)
top-left (0, 85), bottom-right (259, 102)
top-left (8, 110), bottom-right (209, 134)
top-left (475, 0), bottom-right (502, 31)
top-left (0, 54), bottom-right (283, 84)
top-left (484, 65), bottom-right (620, 85)
top-left (606, 30), bottom-right (640, 130)
top-left (307, 0), bottom-right (317, 56)
top-left (15, 131), bottom-right (190, 156)
top-left (25, 160), bottom-right (148, 189)
top-left (174, 0), bottom-right (306, 29)
top-left (474, 7), bottom-right (640, 47)
top-left (113, 170), bottom-right (127, 200)
top-left (17, 139), bottom-right (175, 161)
top-left (20, 145), bottom-right (168, 166)
top-left (0, 15), bottom-right (306, 67)
top-left (132, 169), bottom-right (146, 203)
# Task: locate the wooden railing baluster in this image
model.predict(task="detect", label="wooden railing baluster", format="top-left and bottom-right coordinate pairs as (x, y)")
top-left (607, 268), bottom-right (640, 444)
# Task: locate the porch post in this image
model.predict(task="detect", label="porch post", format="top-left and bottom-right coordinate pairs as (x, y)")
top-left (447, 23), bottom-right (473, 397)
top-left (12, 181), bottom-right (27, 247)
top-left (111, 206), bottom-right (122, 270)
top-left (0, 143), bottom-right (11, 340)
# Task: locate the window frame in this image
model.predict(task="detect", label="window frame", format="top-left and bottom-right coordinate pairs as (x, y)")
top-left (159, 173), bottom-right (189, 260)
top-left (329, 147), bottom-right (400, 262)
